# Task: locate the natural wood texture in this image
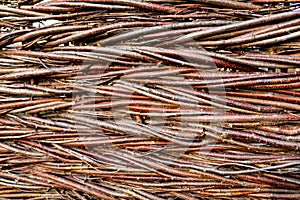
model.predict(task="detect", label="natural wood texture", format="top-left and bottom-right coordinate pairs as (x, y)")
top-left (0, 1), bottom-right (299, 199)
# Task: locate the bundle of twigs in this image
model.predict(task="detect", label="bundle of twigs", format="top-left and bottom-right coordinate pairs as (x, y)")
top-left (0, 0), bottom-right (300, 199)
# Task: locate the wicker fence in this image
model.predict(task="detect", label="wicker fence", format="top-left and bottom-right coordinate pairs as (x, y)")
top-left (0, 0), bottom-right (300, 199)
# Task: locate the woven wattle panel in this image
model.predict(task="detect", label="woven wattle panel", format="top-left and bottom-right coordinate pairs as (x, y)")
top-left (0, 1), bottom-right (299, 199)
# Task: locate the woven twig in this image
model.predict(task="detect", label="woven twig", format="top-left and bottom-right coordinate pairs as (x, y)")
top-left (0, 0), bottom-right (300, 199)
